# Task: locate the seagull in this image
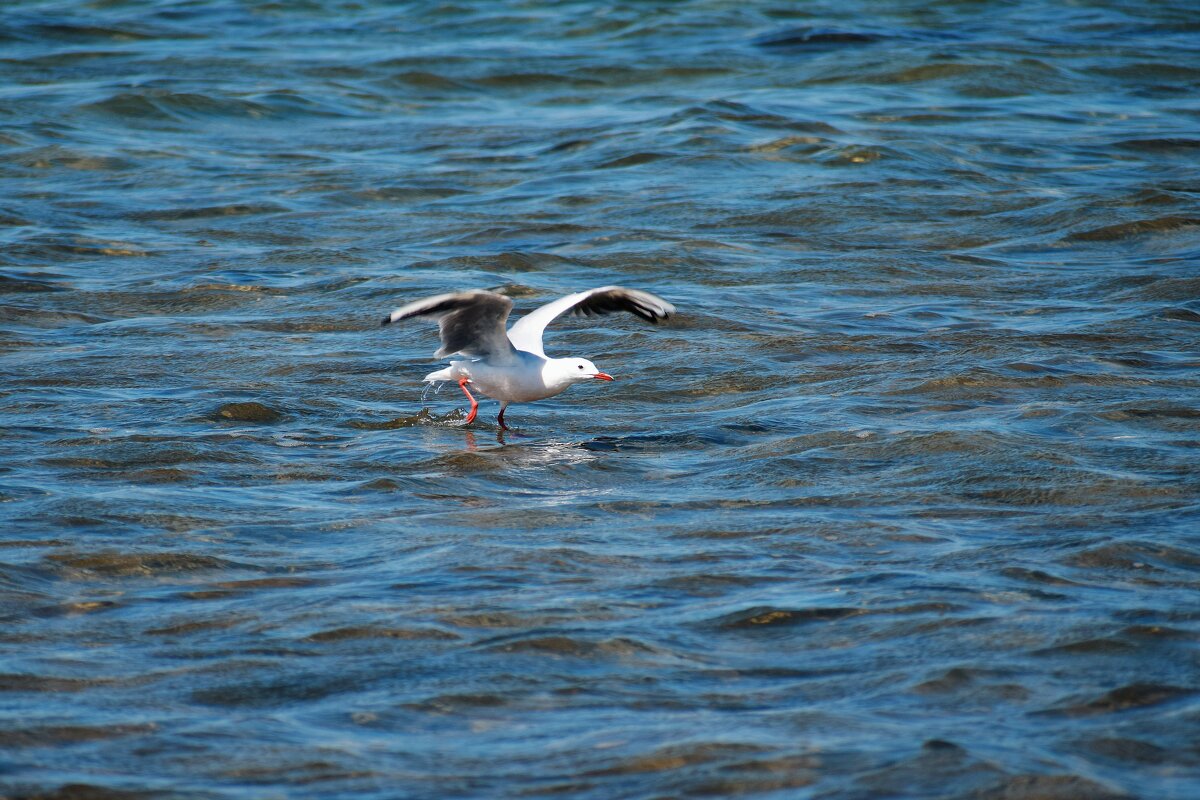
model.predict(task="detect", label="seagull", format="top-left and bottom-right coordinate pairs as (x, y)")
top-left (382, 286), bottom-right (675, 430)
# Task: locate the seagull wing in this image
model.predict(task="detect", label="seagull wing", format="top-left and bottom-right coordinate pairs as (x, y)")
top-left (507, 286), bottom-right (675, 357)
top-left (382, 290), bottom-right (517, 362)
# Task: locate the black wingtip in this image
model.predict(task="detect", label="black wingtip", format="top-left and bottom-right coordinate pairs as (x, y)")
top-left (380, 316), bottom-right (392, 327)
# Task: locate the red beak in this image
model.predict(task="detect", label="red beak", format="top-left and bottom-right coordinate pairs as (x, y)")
top-left (593, 372), bottom-right (615, 381)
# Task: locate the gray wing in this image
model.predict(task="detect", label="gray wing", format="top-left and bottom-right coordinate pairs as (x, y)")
top-left (382, 290), bottom-right (518, 362)
top-left (507, 286), bottom-right (675, 357)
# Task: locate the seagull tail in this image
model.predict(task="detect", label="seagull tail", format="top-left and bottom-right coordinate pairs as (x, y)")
top-left (423, 366), bottom-right (455, 383)
top-left (424, 362), bottom-right (472, 383)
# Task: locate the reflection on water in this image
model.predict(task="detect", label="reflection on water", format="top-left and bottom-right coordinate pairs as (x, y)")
top-left (2, 0), bottom-right (1199, 797)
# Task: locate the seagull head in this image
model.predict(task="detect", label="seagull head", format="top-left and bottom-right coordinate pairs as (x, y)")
top-left (551, 357), bottom-right (614, 386)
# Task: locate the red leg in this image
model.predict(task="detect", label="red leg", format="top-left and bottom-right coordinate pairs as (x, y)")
top-left (497, 403), bottom-right (510, 431)
top-left (458, 377), bottom-right (478, 424)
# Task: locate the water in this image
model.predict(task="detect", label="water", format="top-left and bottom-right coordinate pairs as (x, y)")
top-left (2, 1), bottom-right (1199, 797)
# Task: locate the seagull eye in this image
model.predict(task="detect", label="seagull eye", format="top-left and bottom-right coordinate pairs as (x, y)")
top-left (577, 365), bottom-right (584, 370)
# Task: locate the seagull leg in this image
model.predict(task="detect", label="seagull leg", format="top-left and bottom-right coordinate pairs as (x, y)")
top-left (458, 377), bottom-right (478, 424)
top-left (497, 403), bottom-right (510, 431)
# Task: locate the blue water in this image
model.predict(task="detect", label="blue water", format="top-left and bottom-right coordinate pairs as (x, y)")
top-left (2, 1), bottom-right (1199, 798)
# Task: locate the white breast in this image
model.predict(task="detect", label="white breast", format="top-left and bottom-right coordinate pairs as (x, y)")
top-left (454, 352), bottom-right (567, 404)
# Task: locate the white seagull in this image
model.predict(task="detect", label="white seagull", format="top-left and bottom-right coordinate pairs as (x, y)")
top-left (382, 286), bottom-right (675, 429)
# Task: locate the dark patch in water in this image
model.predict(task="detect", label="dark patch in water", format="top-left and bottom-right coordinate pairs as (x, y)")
top-left (1066, 215), bottom-right (1200, 241)
top-left (2, 784), bottom-right (167, 800)
top-left (45, 552), bottom-right (254, 578)
top-left (1117, 137), bottom-right (1200, 151)
top-left (1040, 683), bottom-right (1196, 717)
top-left (306, 626), bottom-right (459, 642)
top-left (0, 723), bottom-right (156, 748)
top-left (0, 275), bottom-right (66, 293)
top-left (715, 606), bottom-right (863, 628)
top-left (973, 774), bottom-right (1131, 800)
top-left (755, 27), bottom-right (883, 51)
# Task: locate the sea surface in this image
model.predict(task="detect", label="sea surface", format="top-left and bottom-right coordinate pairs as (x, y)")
top-left (2, 1), bottom-right (1199, 798)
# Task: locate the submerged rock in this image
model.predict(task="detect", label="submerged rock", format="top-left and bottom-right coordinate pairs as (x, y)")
top-left (213, 401), bottom-right (282, 423)
top-left (347, 408), bottom-right (435, 429)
